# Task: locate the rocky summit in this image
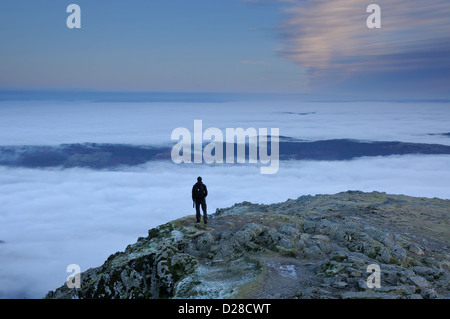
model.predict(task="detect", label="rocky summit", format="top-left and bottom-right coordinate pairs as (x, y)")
top-left (46, 191), bottom-right (450, 299)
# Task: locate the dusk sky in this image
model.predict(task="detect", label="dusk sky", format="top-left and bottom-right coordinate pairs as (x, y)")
top-left (1, 0), bottom-right (449, 99)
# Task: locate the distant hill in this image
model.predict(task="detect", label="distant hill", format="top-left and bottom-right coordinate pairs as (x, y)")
top-left (2, 138), bottom-right (450, 169)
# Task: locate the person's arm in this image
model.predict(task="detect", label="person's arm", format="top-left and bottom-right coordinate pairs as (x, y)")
top-left (203, 184), bottom-right (208, 198)
top-left (192, 185), bottom-right (195, 201)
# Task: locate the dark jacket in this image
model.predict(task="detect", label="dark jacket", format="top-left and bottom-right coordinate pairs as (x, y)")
top-left (192, 182), bottom-right (208, 202)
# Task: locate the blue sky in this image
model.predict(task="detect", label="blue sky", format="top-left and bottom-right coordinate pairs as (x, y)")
top-left (0, 0), bottom-right (449, 98)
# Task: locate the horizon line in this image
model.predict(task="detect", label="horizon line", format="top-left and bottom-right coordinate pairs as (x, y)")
top-left (1, 89), bottom-right (449, 103)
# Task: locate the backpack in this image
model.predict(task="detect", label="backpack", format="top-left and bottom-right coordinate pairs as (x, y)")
top-left (193, 183), bottom-right (206, 200)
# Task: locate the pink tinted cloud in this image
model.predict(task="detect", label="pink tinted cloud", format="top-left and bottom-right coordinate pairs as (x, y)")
top-left (278, 0), bottom-right (450, 77)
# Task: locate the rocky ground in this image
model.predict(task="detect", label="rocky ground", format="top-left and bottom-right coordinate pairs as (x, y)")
top-left (46, 191), bottom-right (450, 299)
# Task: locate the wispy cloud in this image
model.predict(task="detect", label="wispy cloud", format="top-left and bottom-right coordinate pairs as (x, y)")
top-left (276, 0), bottom-right (450, 94)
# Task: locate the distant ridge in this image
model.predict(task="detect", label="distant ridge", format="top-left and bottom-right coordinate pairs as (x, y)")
top-left (1, 90), bottom-right (449, 103)
top-left (1, 138), bottom-right (450, 169)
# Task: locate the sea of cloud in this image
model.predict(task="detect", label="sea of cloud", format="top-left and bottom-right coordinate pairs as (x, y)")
top-left (0, 99), bottom-right (449, 146)
top-left (0, 99), bottom-right (449, 298)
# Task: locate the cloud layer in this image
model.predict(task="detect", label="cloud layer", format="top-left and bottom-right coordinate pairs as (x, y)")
top-left (1, 154), bottom-right (450, 298)
top-left (1, 100), bottom-right (450, 146)
top-left (0, 98), bottom-right (449, 298)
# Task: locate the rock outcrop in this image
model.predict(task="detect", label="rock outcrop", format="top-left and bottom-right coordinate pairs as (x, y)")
top-left (46, 191), bottom-right (450, 299)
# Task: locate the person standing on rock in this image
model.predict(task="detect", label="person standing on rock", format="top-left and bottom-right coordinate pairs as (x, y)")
top-left (192, 176), bottom-right (208, 224)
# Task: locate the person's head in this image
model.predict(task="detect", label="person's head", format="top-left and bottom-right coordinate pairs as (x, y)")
top-left (197, 176), bottom-right (202, 182)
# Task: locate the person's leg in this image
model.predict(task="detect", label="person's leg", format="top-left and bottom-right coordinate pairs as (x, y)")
top-left (201, 199), bottom-right (207, 223)
top-left (195, 201), bottom-right (201, 222)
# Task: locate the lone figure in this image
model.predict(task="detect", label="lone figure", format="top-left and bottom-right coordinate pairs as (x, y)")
top-left (192, 176), bottom-right (208, 224)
